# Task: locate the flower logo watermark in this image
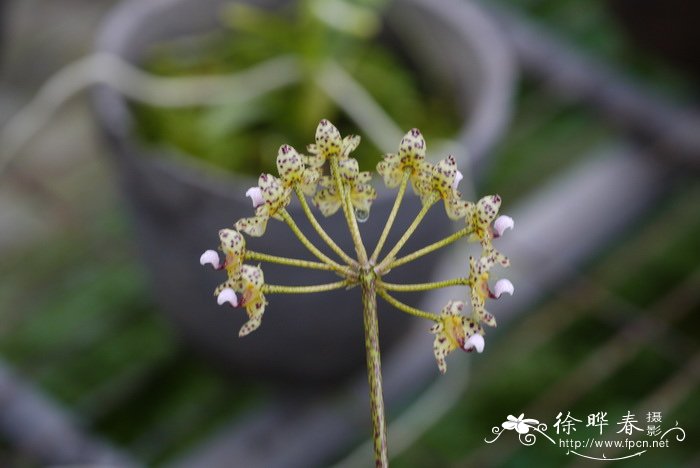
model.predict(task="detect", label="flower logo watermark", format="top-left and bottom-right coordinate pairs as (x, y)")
top-left (484, 411), bottom-right (686, 461)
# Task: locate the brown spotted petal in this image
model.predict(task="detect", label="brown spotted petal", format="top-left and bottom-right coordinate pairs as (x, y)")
top-left (349, 182), bottom-right (377, 213)
top-left (412, 160), bottom-right (435, 203)
top-left (444, 197), bottom-right (469, 220)
top-left (398, 128), bottom-right (427, 164)
top-left (218, 229), bottom-right (246, 276)
top-left (340, 134), bottom-right (361, 159)
top-left (338, 157), bottom-right (360, 183)
top-left (235, 265), bottom-right (268, 337)
top-left (431, 155), bottom-right (459, 199)
top-left (315, 119), bottom-right (342, 159)
top-left (377, 153), bottom-right (403, 188)
top-left (234, 214), bottom-right (269, 237)
top-left (276, 144), bottom-right (304, 186)
top-left (312, 187), bottom-right (342, 217)
top-left (300, 166), bottom-right (321, 196)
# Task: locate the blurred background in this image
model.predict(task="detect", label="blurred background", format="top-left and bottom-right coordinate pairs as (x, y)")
top-left (0, 0), bottom-right (698, 466)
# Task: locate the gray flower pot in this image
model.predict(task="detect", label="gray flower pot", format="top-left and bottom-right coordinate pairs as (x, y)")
top-left (92, 0), bottom-right (514, 384)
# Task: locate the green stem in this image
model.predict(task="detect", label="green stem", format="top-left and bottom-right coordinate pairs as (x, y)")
top-left (360, 272), bottom-right (388, 467)
top-left (378, 278), bottom-right (468, 292)
top-left (376, 289), bottom-right (437, 322)
top-left (280, 209), bottom-right (344, 271)
top-left (263, 280), bottom-right (349, 294)
top-left (330, 156), bottom-right (369, 265)
top-left (376, 194), bottom-right (438, 273)
top-left (246, 250), bottom-right (337, 271)
top-left (370, 171), bottom-right (409, 263)
top-left (389, 227), bottom-right (471, 269)
top-left (294, 185), bottom-right (358, 267)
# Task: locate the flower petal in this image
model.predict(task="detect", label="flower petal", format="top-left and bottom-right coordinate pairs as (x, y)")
top-left (350, 184), bottom-right (377, 213)
top-left (315, 119), bottom-right (342, 158)
top-left (239, 317), bottom-right (262, 337)
top-left (199, 250), bottom-right (221, 269)
top-left (479, 310), bottom-right (498, 327)
top-left (377, 153), bottom-right (403, 188)
top-left (258, 173), bottom-right (286, 205)
top-left (452, 169), bottom-right (463, 190)
top-left (312, 188), bottom-right (342, 217)
top-left (217, 288), bottom-right (239, 307)
top-left (444, 197), bottom-right (469, 220)
top-left (463, 333), bottom-right (484, 353)
top-left (493, 215), bottom-right (514, 237)
top-left (235, 215), bottom-right (269, 237)
top-left (493, 279), bottom-right (514, 298)
top-left (338, 157), bottom-right (360, 182)
top-left (219, 229), bottom-right (245, 257)
top-left (341, 134), bottom-right (361, 158)
top-left (245, 187), bottom-right (264, 208)
top-left (433, 332), bottom-right (451, 374)
top-left (441, 300), bottom-right (465, 316)
top-left (476, 194), bottom-right (502, 226)
top-left (276, 144), bottom-right (304, 185)
top-left (431, 155), bottom-right (458, 198)
top-left (399, 128), bottom-right (426, 164)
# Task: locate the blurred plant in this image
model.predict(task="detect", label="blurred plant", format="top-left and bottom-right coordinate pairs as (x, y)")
top-left (132, 0), bottom-right (460, 176)
top-left (200, 119), bottom-right (514, 465)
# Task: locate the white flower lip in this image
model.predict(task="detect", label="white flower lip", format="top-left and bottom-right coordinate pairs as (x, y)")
top-left (493, 215), bottom-right (514, 237)
top-left (452, 170), bottom-right (463, 190)
top-left (464, 334), bottom-right (485, 353)
top-left (246, 187), bottom-right (264, 208)
top-left (199, 250), bottom-right (220, 269)
top-left (493, 278), bottom-right (514, 298)
top-left (217, 288), bottom-right (238, 307)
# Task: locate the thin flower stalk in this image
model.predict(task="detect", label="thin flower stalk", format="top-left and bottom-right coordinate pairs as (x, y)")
top-left (245, 250), bottom-right (338, 271)
top-left (360, 272), bottom-right (388, 466)
top-left (375, 192), bottom-right (438, 273)
top-left (378, 278), bottom-right (468, 292)
top-left (370, 170), bottom-right (410, 263)
top-left (279, 208), bottom-right (345, 271)
top-left (263, 280), bottom-right (350, 295)
top-left (294, 185), bottom-right (358, 267)
top-left (389, 226), bottom-right (471, 269)
top-left (330, 155), bottom-right (369, 264)
top-left (376, 289), bottom-right (437, 322)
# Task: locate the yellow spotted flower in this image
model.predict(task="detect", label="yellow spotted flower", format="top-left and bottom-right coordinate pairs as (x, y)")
top-left (199, 228), bottom-right (246, 279)
top-left (214, 264), bottom-right (268, 337)
top-left (467, 251), bottom-right (513, 327)
top-left (429, 155), bottom-right (468, 220)
top-left (235, 173), bottom-right (291, 237)
top-left (312, 157), bottom-right (377, 217)
top-left (430, 300), bottom-right (485, 374)
top-left (377, 128), bottom-right (433, 201)
top-left (276, 144), bottom-right (320, 196)
top-left (305, 119), bottom-right (361, 169)
top-left (465, 194), bottom-right (514, 249)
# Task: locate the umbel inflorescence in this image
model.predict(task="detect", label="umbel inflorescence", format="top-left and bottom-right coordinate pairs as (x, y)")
top-left (200, 119), bottom-right (514, 373)
top-left (199, 119), bottom-right (513, 465)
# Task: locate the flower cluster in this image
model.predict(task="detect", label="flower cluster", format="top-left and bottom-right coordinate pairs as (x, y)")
top-left (199, 120), bottom-right (515, 374)
top-left (376, 129), bottom-right (514, 373)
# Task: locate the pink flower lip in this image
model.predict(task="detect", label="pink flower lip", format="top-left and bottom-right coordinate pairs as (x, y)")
top-left (199, 250), bottom-right (221, 269)
top-left (246, 187), bottom-right (264, 208)
top-left (217, 288), bottom-right (239, 307)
